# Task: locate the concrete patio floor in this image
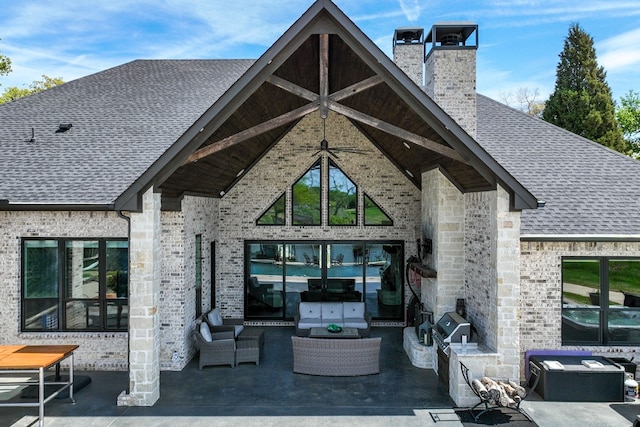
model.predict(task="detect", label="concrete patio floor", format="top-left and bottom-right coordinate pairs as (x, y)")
top-left (0, 326), bottom-right (637, 426)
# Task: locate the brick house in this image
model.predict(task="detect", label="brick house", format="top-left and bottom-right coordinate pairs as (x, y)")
top-left (1, 0), bottom-right (639, 406)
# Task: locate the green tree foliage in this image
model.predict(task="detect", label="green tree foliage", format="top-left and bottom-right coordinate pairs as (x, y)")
top-left (0, 38), bottom-right (11, 79)
top-left (0, 75), bottom-right (64, 104)
top-left (616, 90), bottom-right (640, 158)
top-left (543, 23), bottom-right (626, 153)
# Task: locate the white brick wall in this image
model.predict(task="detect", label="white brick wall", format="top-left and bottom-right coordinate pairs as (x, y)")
top-left (425, 49), bottom-right (477, 138)
top-left (520, 239), bottom-right (640, 378)
top-left (0, 210), bottom-right (129, 370)
top-left (216, 113), bottom-right (422, 319)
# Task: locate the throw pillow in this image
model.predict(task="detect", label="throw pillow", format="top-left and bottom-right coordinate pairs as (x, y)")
top-left (207, 308), bottom-right (223, 326)
top-left (200, 322), bottom-right (212, 342)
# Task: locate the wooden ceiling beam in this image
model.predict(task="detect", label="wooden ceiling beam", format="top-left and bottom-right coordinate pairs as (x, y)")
top-left (266, 75), bottom-right (318, 102)
top-left (184, 102), bottom-right (319, 165)
top-left (328, 100), bottom-right (469, 164)
top-left (319, 34), bottom-right (329, 119)
top-left (330, 75), bottom-right (384, 102)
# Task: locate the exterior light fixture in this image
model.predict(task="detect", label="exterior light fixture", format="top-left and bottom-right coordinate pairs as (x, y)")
top-left (403, 142), bottom-right (411, 149)
top-left (405, 169), bottom-right (414, 178)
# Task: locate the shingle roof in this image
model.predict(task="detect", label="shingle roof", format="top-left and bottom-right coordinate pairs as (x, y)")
top-left (0, 59), bottom-right (254, 206)
top-left (477, 94), bottom-right (640, 236)
top-left (2, 58), bottom-right (639, 236)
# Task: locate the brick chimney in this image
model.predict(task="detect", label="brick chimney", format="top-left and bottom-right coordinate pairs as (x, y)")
top-left (424, 22), bottom-right (478, 138)
top-left (393, 27), bottom-right (425, 87)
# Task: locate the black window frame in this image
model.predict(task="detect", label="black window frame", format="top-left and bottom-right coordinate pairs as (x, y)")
top-left (561, 256), bottom-right (640, 346)
top-left (21, 237), bottom-right (129, 332)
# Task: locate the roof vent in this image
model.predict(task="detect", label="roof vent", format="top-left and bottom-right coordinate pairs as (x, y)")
top-left (441, 33), bottom-right (462, 46)
top-left (56, 123), bottom-right (73, 133)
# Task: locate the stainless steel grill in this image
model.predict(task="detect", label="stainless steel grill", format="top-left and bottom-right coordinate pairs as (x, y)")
top-left (433, 311), bottom-right (472, 387)
top-left (433, 311), bottom-right (471, 351)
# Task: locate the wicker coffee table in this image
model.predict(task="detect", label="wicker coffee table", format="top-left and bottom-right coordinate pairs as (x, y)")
top-left (309, 327), bottom-right (359, 339)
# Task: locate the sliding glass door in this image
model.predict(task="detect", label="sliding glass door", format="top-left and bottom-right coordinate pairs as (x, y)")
top-left (245, 240), bottom-right (404, 321)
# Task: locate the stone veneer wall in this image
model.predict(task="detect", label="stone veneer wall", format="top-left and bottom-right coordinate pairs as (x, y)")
top-left (0, 210), bottom-right (129, 370)
top-left (158, 196), bottom-right (217, 371)
top-left (464, 186), bottom-right (520, 379)
top-left (520, 239), bottom-right (640, 377)
top-left (464, 191), bottom-right (494, 348)
top-left (421, 168), bottom-right (465, 319)
top-left (217, 113), bottom-right (422, 319)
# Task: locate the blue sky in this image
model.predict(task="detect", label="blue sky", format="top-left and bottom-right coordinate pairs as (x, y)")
top-left (0, 0), bottom-right (639, 103)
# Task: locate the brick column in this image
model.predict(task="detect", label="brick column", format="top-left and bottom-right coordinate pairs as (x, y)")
top-left (118, 188), bottom-right (161, 406)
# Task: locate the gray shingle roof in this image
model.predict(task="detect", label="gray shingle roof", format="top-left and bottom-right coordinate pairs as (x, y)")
top-left (477, 94), bottom-right (640, 236)
top-left (0, 59), bottom-right (254, 206)
top-left (2, 59), bottom-right (639, 236)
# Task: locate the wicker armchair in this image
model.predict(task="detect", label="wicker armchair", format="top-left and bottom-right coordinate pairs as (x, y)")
top-left (194, 329), bottom-right (236, 369)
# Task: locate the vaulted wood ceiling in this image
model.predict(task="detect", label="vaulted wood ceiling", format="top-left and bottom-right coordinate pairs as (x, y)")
top-left (158, 31), bottom-right (491, 204)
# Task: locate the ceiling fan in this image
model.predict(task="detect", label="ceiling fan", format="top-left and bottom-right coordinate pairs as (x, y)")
top-left (311, 118), bottom-right (372, 158)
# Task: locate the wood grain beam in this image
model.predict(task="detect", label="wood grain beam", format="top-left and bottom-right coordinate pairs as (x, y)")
top-left (330, 75), bottom-right (384, 102)
top-left (319, 34), bottom-right (329, 119)
top-left (266, 75), bottom-right (318, 102)
top-left (184, 102), bottom-right (319, 165)
top-left (328, 100), bottom-right (469, 164)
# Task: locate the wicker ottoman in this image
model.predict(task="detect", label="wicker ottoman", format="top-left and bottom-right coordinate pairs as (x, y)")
top-left (235, 340), bottom-right (260, 366)
top-left (238, 328), bottom-right (265, 352)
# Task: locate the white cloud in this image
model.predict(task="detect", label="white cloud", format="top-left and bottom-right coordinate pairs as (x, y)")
top-left (397, 0), bottom-right (423, 22)
top-left (598, 28), bottom-right (640, 71)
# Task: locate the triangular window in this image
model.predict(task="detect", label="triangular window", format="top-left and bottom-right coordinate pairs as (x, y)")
top-left (364, 194), bottom-right (392, 225)
top-left (257, 193), bottom-right (286, 225)
top-left (328, 159), bottom-right (357, 225)
top-left (292, 160), bottom-right (321, 225)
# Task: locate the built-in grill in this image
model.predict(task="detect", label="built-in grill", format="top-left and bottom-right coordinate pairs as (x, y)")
top-left (432, 312), bottom-right (472, 387)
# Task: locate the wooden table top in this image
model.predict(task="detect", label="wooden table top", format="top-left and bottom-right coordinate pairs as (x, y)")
top-left (0, 345), bottom-right (79, 370)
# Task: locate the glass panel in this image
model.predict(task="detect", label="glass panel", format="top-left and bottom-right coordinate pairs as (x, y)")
top-left (562, 259), bottom-right (601, 344)
top-left (607, 259), bottom-right (640, 344)
top-left (372, 243), bottom-right (403, 319)
top-left (106, 300), bottom-right (128, 329)
top-left (105, 240), bottom-right (128, 330)
top-left (364, 194), bottom-right (392, 226)
top-left (23, 240), bottom-right (59, 298)
top-left (291, 243), bottom-right (322, 314)
top-left (106, 240), bottom-right (128, 298)
top-left (326, 243), bottom-right (362, 302)
top-left (65, 300), bottom-right (100, 330)
top-left (65, 240), bottom-right (99, 299)
top-left (23, 299), bottom-right (59, 330)
top-left (292, 162), bottom-right (321, 225)
top-left (246, 243), bottom-right (285, 319)
top-left (257, 193), bottom-right (286, 225)
top-left (328, 160), bottom-right (356, 225)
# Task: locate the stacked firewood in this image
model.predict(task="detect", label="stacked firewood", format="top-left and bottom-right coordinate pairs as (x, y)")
top-left (471, 377), bottom-right (527, 408)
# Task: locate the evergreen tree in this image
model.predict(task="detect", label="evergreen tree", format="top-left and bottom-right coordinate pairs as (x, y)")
top-left (543, 23), bottom-right (626, 153)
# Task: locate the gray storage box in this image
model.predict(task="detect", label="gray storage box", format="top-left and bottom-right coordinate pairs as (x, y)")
top-left (530, 355), bottom-right (624, 402)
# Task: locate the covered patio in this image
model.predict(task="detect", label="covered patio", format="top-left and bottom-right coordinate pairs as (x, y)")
top-left (0, 327), bottom-right (455, 426)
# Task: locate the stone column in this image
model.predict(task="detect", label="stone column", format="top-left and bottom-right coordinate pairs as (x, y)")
top-left (493, 185), bottom-right (521, 379)
top-left (118, 188), bottom-right (161, 406)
